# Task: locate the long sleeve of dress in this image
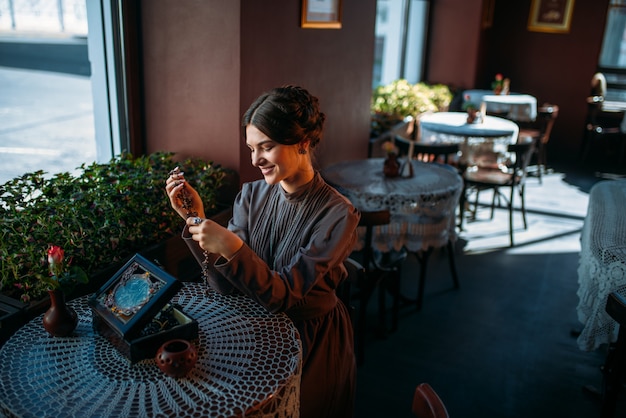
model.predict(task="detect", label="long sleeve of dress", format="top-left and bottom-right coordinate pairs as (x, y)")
top-left (215, 178), bottom-right (359, 315)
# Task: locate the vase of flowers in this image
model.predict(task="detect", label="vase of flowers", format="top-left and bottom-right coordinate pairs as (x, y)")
top-left (462, 95), bottom-right (482, 124)
top-left (492, 73), bottom-right (504, 95)
top-left (42, 246), bottom-right (88, 337)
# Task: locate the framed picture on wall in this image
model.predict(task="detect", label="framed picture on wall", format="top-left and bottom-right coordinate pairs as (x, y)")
top-left (301, 0), bottom-right (342, 29)
top-left (527, 0), bottom-right (575, 34)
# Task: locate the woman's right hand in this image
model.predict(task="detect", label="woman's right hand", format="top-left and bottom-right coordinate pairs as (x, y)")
top-left (165, 167), bottom-right (206, 220)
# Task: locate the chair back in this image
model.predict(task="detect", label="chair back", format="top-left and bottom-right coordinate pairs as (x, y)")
top-left (358, 209), bottom-right (391, 269)
top-left (586, 95), bottom-right (625, 132)
top-left (412, 383), bottom-right (450, 418)
top-left (537, 104), bottom-right (559, 145)
top-left (508, 138), bottom-right (535, 187)
top-left (394, 135), bottom-right (460, 165)
top-left (339, 258), bottom-right (364, 327)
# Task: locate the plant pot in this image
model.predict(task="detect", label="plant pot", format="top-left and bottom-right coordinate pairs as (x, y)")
top-left (383, 154), bottom-right (401, 178)
top-left (42, 289), bottom-right (78, 337)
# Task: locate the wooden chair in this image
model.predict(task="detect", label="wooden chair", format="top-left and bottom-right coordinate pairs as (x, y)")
top-left (337, 257), bottom-right (364, 334)
top-left (459, 136), bottom-right (535, 247)
top-left (412, 383), bottom-right (450, 418)
top-left (580, 96), bottom-right (626, 165)
top-left (350, 209), bottom-right (407, 365)
top-left (518, 104), bottom-right (559, 183)
top-left (600, 291), bottom-right (626, 418)
top-left (395, 135), bottom-right (460, 166)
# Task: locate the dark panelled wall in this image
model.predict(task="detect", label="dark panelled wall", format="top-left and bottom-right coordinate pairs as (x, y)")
top-left (140, 0), bottom-right (376, 184)
top-left (138, 0), bottom-right (613, 180)
top-left (427, 0), bottom-right (611, 160)
top-left (239, 1), bottom-right (377, 183)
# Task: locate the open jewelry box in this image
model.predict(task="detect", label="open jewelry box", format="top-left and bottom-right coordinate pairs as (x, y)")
top-left (88, 253), bottom-right (198, 363)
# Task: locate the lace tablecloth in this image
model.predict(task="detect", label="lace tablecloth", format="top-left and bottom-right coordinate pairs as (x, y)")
top-left (322, 158), bottom-right (462, 252)
top-left (463, 90), bottom-right (538, 122)
top-left (418, 112), bottom-right (519, 168)
top-left (482, 94), bottom-right (537, 122)
top-left (576, 179), bottom-right (626, 351)
top-left (0, 282), bottom-right (302, 418)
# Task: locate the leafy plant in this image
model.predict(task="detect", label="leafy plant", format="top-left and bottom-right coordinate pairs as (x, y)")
top-left (370, 79), bottom-right (453, 137)
top-left (371, 79), bottom-right (453, 119)
top-left (0, 152), bottom-right (230, 303)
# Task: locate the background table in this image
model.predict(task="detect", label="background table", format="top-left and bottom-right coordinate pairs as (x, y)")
top-left (418, 111), bottom-right (519, 168)
top-left (463, 89), bottom-right (538, 122)
top-left (482, 94), bottom-right (537, 122)
top-left (576, 179), bottom-right (626, 351)
top-left (0, 282), bottom-right (302, 418)
top-left (322, 158), bottom-right (463, 253)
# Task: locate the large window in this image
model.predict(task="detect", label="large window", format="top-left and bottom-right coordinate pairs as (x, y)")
top-left (0, 0), bottom-right (126, 185)
top-left (372, 0), bottom-right (429, 88)
top-left (598, 0), bottom-right (626, 100)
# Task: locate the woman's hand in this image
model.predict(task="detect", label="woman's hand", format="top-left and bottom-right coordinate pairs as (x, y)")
top-left (165, 167), bottom-right (206, 220)
top-left (186, 217), bottom-right (243, 260)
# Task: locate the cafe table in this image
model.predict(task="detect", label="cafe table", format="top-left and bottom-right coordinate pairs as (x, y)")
top-left (463, 89), bottom-right (538, 122)
top-left (321, 158), bottom-right (463, 253)
top-left (0, 282), bottom-right (302, 418)
top-left (418, 111), bottom-right (519, 168)
top-left (576, 179), bottom-right (626, 352)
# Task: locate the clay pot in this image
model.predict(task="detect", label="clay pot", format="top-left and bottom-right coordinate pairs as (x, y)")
top-left (42, 289), bottom-right (78, 337)
top-left (155, 339), bottom-right (198, 378)
top-left (383, 153), bottom-right (401, 178)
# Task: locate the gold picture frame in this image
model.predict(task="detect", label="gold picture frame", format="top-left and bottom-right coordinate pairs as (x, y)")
top-left (527, 0), bottom-right (575, 34)
top-left (301, 0), bottom-right (342, 29)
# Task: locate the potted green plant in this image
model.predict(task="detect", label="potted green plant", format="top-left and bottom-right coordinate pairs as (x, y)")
top-left (0, 152), bottom-right (234, 307)
top-left (370, 79), bottom-right (453, 138)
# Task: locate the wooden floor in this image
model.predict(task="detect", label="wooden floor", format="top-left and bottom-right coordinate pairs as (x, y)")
top-left (353, 161), bottom-right (626, 418)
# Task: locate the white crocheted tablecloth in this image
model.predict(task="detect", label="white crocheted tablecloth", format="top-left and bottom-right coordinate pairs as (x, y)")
top-left (0, 282), bottom-right (302, 418)
top-left (576, 179), bottom-right (626, 351)
top-left (322, 158), bottom-right (463, 253)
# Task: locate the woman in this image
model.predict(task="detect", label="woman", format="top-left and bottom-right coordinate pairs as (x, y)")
top-left (165, 85), bottom-right (359, 417)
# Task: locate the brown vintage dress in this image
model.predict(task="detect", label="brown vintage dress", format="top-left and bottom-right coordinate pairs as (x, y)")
top-left (183, 172), bottom-right (359, 418)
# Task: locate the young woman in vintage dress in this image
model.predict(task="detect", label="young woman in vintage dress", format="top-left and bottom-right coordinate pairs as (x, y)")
top-left (166, 85), bottom-right (359, 417)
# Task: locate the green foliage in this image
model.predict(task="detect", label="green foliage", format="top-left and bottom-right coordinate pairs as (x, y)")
top-left (0, 152), bottom-right (229, 303)
top-left (371, 79), bottom-right (453, 119)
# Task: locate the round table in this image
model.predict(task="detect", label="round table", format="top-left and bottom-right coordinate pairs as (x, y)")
top-left (463, 89), bottom-right (537, 122)
top-left (322, 158), bottom-right (463, 253)
top-left (0, 282), bottom-right (302, 418)
top-left (482, 94), bottom-right (537, 122)
top-left (418, 112), bottom-right (519, 169)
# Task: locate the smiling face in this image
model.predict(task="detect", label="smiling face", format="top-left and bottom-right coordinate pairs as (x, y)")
top-left (245, 125), bottom-right (313, 193)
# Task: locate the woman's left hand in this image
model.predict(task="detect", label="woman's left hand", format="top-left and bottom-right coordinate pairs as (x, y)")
top-left (186, 217), bottom-right (243, 260)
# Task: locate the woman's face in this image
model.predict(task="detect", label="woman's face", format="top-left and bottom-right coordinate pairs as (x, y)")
top-left (246, 125), bottom-right (311, 192)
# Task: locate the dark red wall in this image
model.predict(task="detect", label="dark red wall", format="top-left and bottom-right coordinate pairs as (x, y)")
top-left (427, 0), bottom-right (611, 161)
top-left (138, 0), bottom-right (613, 178)
top-left (140, 0), bottom-right (376, 184)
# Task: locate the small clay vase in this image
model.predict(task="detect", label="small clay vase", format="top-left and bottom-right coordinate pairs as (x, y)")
top-left (42, 289), bottom-right (78, 337)
top-left (466, 108), bottom-right (478, 124)
top-left (383, 153), bottom-right (401, 178)
top-left (155, 339), bottom-right (198, 378)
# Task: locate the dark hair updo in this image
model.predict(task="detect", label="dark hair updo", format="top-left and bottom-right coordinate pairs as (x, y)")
top-left (242, 85), bottom-right (326, 148)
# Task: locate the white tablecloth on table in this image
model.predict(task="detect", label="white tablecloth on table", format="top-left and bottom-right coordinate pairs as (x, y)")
top-left (322, 158), bottom-right (463, 253)
top-left (418, 112), bottom-right (519, 168)
top-left (576, 179), bottom-right (626, 351)
top-left (482, 94), bottom-right (537, 122)
top-left (463, 89), bottom-right (537, 122)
